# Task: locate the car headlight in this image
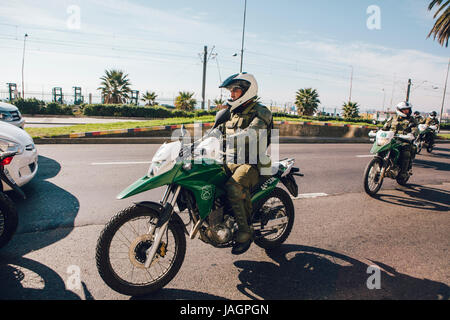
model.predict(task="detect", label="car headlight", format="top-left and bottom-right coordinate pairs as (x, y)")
top-left (0, 138), bottom-right (24, 154)
top-left (0, 112), bottom-right (13, 121)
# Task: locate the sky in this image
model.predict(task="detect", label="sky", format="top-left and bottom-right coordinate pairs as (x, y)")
top-left (0, 0), bottom-right (449, 113)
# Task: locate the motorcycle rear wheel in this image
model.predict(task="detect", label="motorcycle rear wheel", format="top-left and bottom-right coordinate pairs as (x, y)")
top-left (363, 158), bottom-right (384, 196)
top-left (252, 187), bottom-right (295, 249)
top-left (96, 205), bottom-right (186, 296)
top-left (0, 192), bottom-right (18, 249)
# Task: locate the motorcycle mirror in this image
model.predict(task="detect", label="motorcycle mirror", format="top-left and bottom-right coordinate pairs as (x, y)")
top-left (213, 107), bottom-right (231, 129)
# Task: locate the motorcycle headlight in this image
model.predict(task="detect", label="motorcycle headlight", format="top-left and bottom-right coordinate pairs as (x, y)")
top-left (377, 137), bottom-right (390, 146)
top-left (147, 160), bottom-right (175, 177)
top-left (0, 138), bottom-right (24, 154)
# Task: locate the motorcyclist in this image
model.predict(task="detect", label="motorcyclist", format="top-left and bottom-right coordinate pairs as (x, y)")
top-left (413, 111), bottom-right (425, 124)
top-left (424, 111), bottom-right (440, 147)
top-left (383, 101), bottom-right (418, 179)
top-left (217, 73), bottom-right (273, 255)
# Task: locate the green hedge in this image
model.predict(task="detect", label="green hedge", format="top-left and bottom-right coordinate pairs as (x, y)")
top-left (82, 104), bottom-right (217, 118)
top-left (11, 98), bottom-right (73, 115)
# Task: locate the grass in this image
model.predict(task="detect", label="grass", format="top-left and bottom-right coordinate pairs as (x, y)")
top-left (438, 133), bottom-right (450, 140)
top-left (25, 115), bottom-right (379, 138)
top-left (25, 116), bottom-right (215, 138)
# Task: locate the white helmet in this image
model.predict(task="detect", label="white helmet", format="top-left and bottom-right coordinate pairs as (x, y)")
top-left (395, 101), bottom-right (412, 118)
top-left (219, 72), bottom-right (258, 112)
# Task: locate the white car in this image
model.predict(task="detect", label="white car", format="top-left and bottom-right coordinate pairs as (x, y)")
top-left (0, 101), bottom-right (25, 128)
top-left (0, 121), bottom-right (38, 191)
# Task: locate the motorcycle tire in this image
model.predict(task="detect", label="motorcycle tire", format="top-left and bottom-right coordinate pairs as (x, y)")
top-left (252, 187), bottom-right (295, 249)
top-left (363, 157), bottom-right (384, 196)
top-left (96, 205), bottom-right (186, 296)
top-left (426, 144), bottom-right (434, 153)
top-left (0, 192), bottom-right (18, 249)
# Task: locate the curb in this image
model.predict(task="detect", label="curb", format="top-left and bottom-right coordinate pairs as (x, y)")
top-left (33, 137), bottom-right (376, 145)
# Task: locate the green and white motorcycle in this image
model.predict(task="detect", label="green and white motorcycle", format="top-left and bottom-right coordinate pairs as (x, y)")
top-left (363, 130), bottom-right (415, 196)
top-left (415, 124), bottom-right (438, 154)
top-left (96, 109), bottom-right (303, 296)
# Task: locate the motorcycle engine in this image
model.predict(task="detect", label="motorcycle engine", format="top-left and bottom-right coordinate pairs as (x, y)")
top-left (202, 199), bottom-right (236, 246)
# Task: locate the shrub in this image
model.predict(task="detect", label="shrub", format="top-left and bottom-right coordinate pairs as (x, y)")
top-left (11, 98), bottom-right (45, 115)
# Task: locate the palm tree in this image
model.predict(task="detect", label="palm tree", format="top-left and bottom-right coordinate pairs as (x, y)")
top-left (175, 91), bottom-right (197, 111)
top-left (295, 88), bottom-right (321, 116)
top-left (98, 69), bottom-right (132, 104)
top-left (342, 101), bottom-right (360, 119)
top-left (141, 91), bottom-right (158, 106)
top-left (428, 0), bottom-right (450, 47)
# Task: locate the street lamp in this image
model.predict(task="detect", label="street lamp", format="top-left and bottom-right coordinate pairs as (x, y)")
top-left (21, 33), bottom-right (28, 99)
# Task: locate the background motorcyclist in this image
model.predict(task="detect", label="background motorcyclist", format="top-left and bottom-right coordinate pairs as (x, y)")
top-left (217, 72), bottom-right (273, 255)
top-left (383, 101), bottom-right (418, 179)
top-left (424, 111), bottom-right (440, 147)
top-left (413, 111), bottom-right (425, 124)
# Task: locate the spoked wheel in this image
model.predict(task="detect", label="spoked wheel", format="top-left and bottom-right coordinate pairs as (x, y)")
top-left (252, 187), bottom-right (295, 249)
top-left (96, 205), bottom-right (186, 296)
top-left (363, 157), bottom-right (384, 196)
top-left (0, 192), bottom-right (18, 249)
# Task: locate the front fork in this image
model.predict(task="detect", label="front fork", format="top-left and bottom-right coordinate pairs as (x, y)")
top-left (379, 151), bottom-right (390, 180)
top-left (144, 185), bottom-right (181, 268)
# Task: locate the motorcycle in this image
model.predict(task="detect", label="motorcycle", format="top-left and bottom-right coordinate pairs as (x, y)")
top-left (363, 130), bottom-right (415, 196)
top-left (0, 151), bottom-right (26, 249)
top-left (414, 124), bottom-right (438, 154)
top-left (96, 109), bottom-right (303, 296)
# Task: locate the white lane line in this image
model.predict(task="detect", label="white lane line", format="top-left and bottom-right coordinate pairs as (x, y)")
top-left (292, 193), bottom-right (328, 200)
top-left (91, 161), bottom-right (151, 165)
top-left (356, 155), bottom-right (373, 158)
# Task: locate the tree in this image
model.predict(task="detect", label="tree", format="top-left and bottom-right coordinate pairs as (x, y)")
top-left (295, 88), bottom-right (321, 116)
top-left (428, 0), bottom-right (450, 47)
top-left (98, 69), bottom-right (132, 104)
top-left (342, 101), bottom-right (360, 119)
top-left (213, 98), bottom-right (225, 106)
top-left (141, 91), bottom-right (158, 106)
top-left (175, 91), bottom-right (197, 111)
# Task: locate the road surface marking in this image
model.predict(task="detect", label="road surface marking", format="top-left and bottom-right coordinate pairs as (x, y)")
top-left (292, 193), bottom-right (328, 200)
top-left (91, 161), bottom-right (152, 165)
top-left (356, 155), bottom-right (373, 158)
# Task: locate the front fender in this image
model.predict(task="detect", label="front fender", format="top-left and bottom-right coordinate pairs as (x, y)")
top-left (134, 201), bottom-right (187, 234)
top-left (117, 164), bottom-right (182, 200)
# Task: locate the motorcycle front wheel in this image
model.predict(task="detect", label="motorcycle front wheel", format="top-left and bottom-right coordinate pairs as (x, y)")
top-left (0, 192), bottom-right (18, 249)
top-left (96, 205), bottom-right (186, 296)
top-left (363, 157), bottom-right (384, 196)
top-left (252, 187), bottom-right (295, 249)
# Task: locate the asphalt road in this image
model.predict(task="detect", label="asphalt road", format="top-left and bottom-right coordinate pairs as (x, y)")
top-left (0, 143), bottom-right (449, 301)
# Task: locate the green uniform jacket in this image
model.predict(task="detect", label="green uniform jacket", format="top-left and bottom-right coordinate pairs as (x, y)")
top-left (383, 114), bottom-right (418, 137)
top-left (219, 100), bottom-right (273, 171)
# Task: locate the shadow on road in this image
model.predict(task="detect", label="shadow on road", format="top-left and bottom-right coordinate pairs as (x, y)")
top-left (374, 184), bottom-right (450, 212)
top-left (0, 155), bottom-right (89, 299)
top-left (234, 244), bottom-right (449, 300)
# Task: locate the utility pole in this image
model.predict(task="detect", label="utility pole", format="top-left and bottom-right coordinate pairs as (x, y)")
top-left (348, 66), bottom-right (353, 103)
top-left (21, 33), bottom-right (28, 99)
top-left (240, 0), bottom-right (248, 73)
top-left (439, 58), bottom-right (450, 131)
top-left (406, 78), bottom-right (412, 103)
top-left (201, 45), bottom-right (208, 110)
